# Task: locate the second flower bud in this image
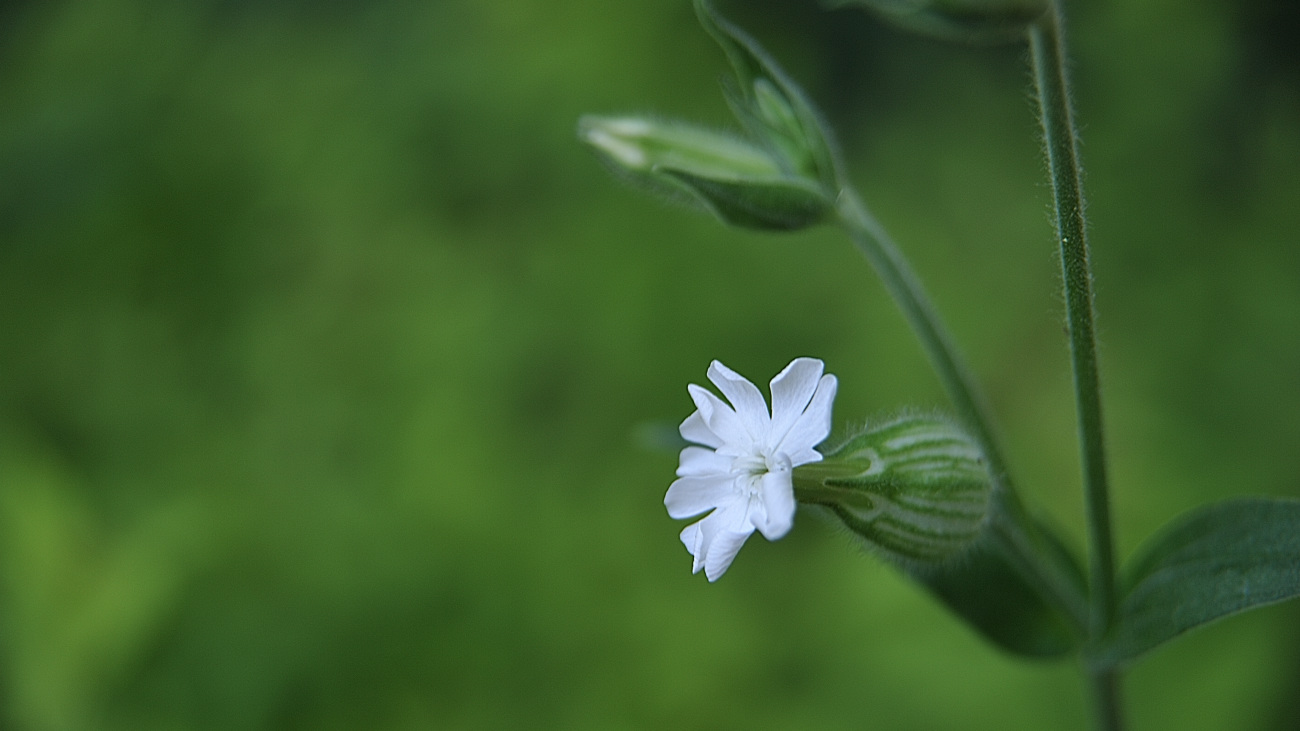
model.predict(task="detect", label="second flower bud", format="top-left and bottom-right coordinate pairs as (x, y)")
top-left (579, 115), bottom-right (831, 231)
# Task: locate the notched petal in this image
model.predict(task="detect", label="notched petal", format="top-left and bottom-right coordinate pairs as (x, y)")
top-left (769, 357), bottom-right (824, 442)
top-left (704, 528), bottom-right (753, 581)
top-left (679, 410), bottom-right (724, 448)
top-left (688, 384), bottom-right (749, 447)
top-left (778, 373), bottom-right (837, 458)
top-left (707, 360), bottom-right (770, 434)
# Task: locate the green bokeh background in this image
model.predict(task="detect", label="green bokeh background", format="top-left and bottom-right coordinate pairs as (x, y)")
top-left (2, 0), bottom-right (1299, 728)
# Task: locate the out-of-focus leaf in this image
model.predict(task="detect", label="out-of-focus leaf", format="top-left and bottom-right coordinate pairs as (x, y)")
top-left (825, 0), bottom-right (1046, 44)
top-left (918, 518), bottom-right (1083, 658)
top-left (1092, 497), bottom-right (1300, 666)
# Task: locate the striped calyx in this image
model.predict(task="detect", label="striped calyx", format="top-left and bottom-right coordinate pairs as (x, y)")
top-left (793, 416), bottom-right (992, 565)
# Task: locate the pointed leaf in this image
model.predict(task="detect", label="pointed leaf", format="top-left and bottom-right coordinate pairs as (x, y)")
top-left (1092, 497), bottom-right (1300, 666)
top-left (919, 516), bottom-right (1084, 658)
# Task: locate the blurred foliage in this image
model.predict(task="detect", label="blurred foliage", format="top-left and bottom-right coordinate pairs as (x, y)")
top-left (1, 0), bottom-right (1299, 728)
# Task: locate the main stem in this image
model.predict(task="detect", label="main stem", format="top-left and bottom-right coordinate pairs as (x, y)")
top-left (1030, 5), bottom-right (1123, 730)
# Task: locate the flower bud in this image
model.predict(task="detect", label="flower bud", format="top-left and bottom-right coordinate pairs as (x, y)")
top-left (828, 0), bottom-right (1048, 44)
top-left (793, 415), bottom-right (992, 565)
top-left (578, 115), bottom-right (831, 231)
top-left (696, 0), bottom-right (842, 190)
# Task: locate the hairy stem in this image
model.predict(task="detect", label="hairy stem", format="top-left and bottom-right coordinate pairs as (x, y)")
top-left (1030, 0), bottom-right (1116, 644)
top-left (835, 191), bottom-right (1007, 481)
top-left (835, 191), bottom-right (1089, 633)
top-left (1030, 4), bottom-right (1123, 729)
top-left (1090, 669), bottom-right (1125, 731)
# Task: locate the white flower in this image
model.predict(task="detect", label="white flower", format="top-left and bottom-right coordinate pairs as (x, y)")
top-left (665, 358), bottom-right (837, 581)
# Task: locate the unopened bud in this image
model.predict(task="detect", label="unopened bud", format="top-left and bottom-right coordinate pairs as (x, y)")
top-left (578, 115), bottom-right (831, 231)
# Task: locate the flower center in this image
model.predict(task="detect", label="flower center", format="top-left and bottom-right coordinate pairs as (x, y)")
top-left (731, 450), bottom-right (793, 496)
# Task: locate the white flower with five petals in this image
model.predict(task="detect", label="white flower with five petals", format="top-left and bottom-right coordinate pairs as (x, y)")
top-left (665, 358), bottom-right (837, 581)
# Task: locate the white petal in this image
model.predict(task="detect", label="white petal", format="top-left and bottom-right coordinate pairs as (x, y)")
top-left (683, 503), bottom-right (752, 579)
top-left (687, 508), bottom-right (727, 574)
top-left (768, 358), bottom-right (823, 447)
top-left (706, 361), bottom-right (769, 438)
top-left (664, 475), bottom-right (731, 519)
top-left (704, 528), bottom-right (753, 581)
top-left (777, 374), bottom-right (837, 462)
top-left (676, 446), bottom-right (732, 477)
top-left (680, 521), bottom-right (704, 571)
top-left (678, 410), bottom-right (723, 448)
top-left (687, 384), bottom-right (750, 448)
top-left (753, 470), bottom-right (796, 540)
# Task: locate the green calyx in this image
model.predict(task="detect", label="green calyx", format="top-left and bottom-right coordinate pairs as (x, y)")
top-left (794, 416), bottom-right (992, 565)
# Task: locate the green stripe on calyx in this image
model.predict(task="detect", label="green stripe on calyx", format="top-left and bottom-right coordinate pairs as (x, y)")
top-left (793, 416), bottom-right (993, 565)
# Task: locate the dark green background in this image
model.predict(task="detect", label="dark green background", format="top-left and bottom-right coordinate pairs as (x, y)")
top-left (2, 0), bottom-right (1298, 728)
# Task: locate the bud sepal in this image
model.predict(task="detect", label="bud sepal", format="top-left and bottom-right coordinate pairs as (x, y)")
top-left (696, 0), bottom-right (844, 191)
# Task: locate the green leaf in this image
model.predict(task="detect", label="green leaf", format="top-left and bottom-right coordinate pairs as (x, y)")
top-left (918, 516), bottom-right (1084, 658)
top-left (1091, 497), bottom-right (1300, 667)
